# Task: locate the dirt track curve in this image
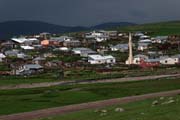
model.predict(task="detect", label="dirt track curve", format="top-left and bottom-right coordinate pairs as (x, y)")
top-left (1, 74), bottom-right (180, 90)
top-left (1, 89), bottom-right (180, 120)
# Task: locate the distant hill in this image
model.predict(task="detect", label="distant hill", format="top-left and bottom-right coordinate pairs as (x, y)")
top-left (0, 21), bottom-right (136, 39)
top-left (119, 21), bottom-right (180, 36)
top-left (91, 22), bottom-right (136, 30)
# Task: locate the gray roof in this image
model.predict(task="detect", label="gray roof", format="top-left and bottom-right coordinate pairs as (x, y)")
top-left (5, 50), bottom-right (19, 56)
top-left (50, 36), bottom-right (71, 42)
top-left (144, 59), bottom-right (160, 62)
top-left (81, 50), bottom-right (97, 54)
top-left (33, 57), bottom-right (46, 61)
top-left (24, 64), bottom-right (43, 70)
top-left (64, 40), bottom-right (80, 43)
top-left (72, 47), bottom-right (92, 51)
top-left (112, 44), bottom-right (128, 49)
top-left (154, 36), bottom-right (168, 40)
top-left (72, 48), bottom-right (96, 54)
top-left (171, 54), bottom-right (180, 58)
top-left (134, 54), bottom-right (148, 58)
top-left (159, 55), bottom-right (169, 59)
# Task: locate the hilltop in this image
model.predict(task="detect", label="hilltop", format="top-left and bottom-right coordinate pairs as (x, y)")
top-left (119, 21), bottom-right (180, 36)
top-left (1, 20), bottom-right (180, 39)
top-left (0, 21), bottom-right (135, 39)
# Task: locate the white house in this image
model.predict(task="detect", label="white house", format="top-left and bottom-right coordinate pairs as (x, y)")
top-left (171, 54), bottom-right (180, 64)
top-left (138, 43), bottom-right (149, 51)
top-left (5, 50), bottom-right (19, 57)
top-left (17, 53), bottom-right (28, 59)
top-left (21, 45), bottom-right (35, 50)
top-left (11, 38), bottom-right (26, 44)
top-left (16, 64), bottom-right (43, 75)
top-left (152, 36), bottom-right (168, 44)
top-left (59, 47), bottom-right (69, 51)
top-left (110, 44), bottom-right (129, 52)
top-left (126, 54), bottom-right (149, 65)
top-left (104, 55), bottom-right (116, 64)
top-left (72, 48), bottom-right (96, 57)
top-left (88, 54), bottom-right (116, 64)
top-left (134, 32), bottom-right (145, 37)
top-left (139, 39), bottom-right (152, 43)
top-left (85, 31), bottom-right (109, 42)
top-left (140, 35), bottom-right (150, 40)
top-left (51, 36), bottom-right (72, 42)
top-left (0, 53), bottom-right (6, 62)
top-left (160, 57), bottom-right (176, 65)
top-left (95, 37), bottom-right (108, 42)
top-left (138, 39), bottom-right (152, 51)
top-left (11, 37), bottom-right (38, 44)
top-left (160, 55), bottom-right (180, 65)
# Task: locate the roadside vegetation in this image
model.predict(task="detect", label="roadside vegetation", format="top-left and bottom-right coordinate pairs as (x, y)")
top-left (0, 66), bottom-right (180, 86)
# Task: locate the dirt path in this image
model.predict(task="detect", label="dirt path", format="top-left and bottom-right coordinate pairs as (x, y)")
top-left (1, 89), bottom-right (180, 120)
top-left (1, 74), bottom-right (180, 90)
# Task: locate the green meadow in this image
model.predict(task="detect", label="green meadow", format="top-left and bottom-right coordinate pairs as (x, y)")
top-left (0, 78), bottom-right (180, 115)
top-left (119, 21), bottom-right (180, 36)
top-left (38, 95), bottom-right (180, 120)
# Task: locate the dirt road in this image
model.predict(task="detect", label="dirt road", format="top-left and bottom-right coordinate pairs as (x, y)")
top-left (0, 74), bottom-right (180, 90)
top-left (1, 89), bottom-right (180, 120)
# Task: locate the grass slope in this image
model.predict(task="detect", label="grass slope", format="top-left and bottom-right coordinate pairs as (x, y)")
top-left (38, 95), bottom-right (180, 120)
top-left (119, 21), bottom-right (180, 36)
top-left (0, 67), bottom-right (179, 86)
top-left (1, 78), bottom-right (180, 115)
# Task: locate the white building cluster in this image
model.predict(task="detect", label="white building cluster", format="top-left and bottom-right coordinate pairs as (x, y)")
top-left (88, 55), bottom-right (116, 64)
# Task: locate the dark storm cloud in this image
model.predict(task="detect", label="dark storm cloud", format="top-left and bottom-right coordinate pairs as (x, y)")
top-left (0, 0), bottom-right (180, 26)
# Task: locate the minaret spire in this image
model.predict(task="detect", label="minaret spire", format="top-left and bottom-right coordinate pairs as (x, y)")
top-left (128, 32), bottom-right (133, 64)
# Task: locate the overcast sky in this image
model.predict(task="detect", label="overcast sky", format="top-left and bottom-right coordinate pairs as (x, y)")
top-left (0, 0), bottom-right (179, 26)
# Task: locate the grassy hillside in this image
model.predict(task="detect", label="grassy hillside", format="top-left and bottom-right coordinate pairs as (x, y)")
top-left (0, 67), bottom-right (180, 86)
top-left (38, 95), bottom-right (180, 120)
top-left (1, 78), bottom-right (180, 115)
top-left (119, 21), bottom-right (180, 36)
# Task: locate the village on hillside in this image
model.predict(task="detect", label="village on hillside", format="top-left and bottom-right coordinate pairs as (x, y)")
top-left (3, 0), bottom-right (180, 119)
top-left (0, 30), bottom-right (180, 80)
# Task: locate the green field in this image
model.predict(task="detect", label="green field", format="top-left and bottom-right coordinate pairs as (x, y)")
top-left (37, 95), bottom-right (180, 120)
top-left (0, 66), bottom-right (179, 86)
top-left (0, 72), bottom-right (125, 86)
top-left (1, 78), bottom-right (180, 115)
top-left (119, 21), bottom-right (180, 36)
top-left (0, 74), bottom-right (55, 85)
top-left (0, 63), bottom-right (10, 71)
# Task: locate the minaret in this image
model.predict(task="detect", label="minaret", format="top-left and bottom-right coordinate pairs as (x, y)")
top-left (128, 33), bottom-right (133, 64)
